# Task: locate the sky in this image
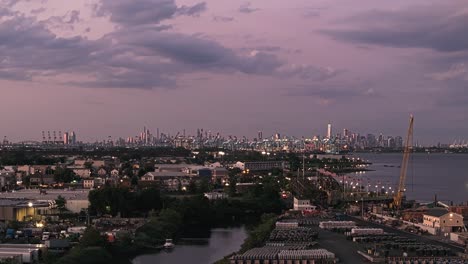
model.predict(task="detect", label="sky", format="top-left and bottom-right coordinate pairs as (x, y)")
top-left (1, 0), bottom-right (467, 144)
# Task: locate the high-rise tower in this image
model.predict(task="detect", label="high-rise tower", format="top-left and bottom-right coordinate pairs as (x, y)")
top-left (327, 123), bottom-right (332, 139)
top-left (63, 132), bottom-right (69, 145)
top-left (70, 131), bottom-right (76, 144)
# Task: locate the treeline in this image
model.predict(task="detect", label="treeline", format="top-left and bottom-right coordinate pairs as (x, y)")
top-left (0, 147), bottom-right (191, 165)
top-left (0, 151), bottom-right (63, 166)
top-left (88, 187), bottom-right (284, 224)
top-left (214, 214), bottom-right (277, 264)
top-left (87, 175), bottom-right (285, 242)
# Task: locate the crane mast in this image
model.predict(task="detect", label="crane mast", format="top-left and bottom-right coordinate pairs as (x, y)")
top-left (394, 115), bottom-right (414, 209)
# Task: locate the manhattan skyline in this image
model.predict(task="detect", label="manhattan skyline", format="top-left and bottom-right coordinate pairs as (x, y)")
top-left (1, 0), bottom-right (467, 144)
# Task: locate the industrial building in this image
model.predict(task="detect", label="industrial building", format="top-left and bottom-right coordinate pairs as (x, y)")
top-left (422, 208), bottom-right (465, 234)
top-left (0, 200), bottom-right (50, 222)
top-left (234, 161), bottom-right (285, 171)
top-left (0, 189), bottom-right (89, 214)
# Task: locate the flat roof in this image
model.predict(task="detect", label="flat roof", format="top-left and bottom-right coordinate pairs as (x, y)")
top-left (0, 189), bottom-right (89, 201)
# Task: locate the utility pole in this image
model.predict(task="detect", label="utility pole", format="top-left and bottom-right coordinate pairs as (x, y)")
top-left (361, 197), bottom-right (364, 219)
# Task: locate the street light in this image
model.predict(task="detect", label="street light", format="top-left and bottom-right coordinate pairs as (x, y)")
top-left (28, 202), bottom-right (33, 207)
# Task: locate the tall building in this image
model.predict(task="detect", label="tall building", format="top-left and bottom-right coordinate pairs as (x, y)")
top-left (327, 123), bottom-right (332, 139)
top-left (343, 129), bottom-right (349, 138)
top-left (63, 132), bottom-right (69, 145)
top-left (70, 131), bottom-right (76, 144)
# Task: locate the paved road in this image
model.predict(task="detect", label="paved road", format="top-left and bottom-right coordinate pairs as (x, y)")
top-left (316, 228), bottom-right (370, 263)
top-left (346, 216), bottom-right (465, 253)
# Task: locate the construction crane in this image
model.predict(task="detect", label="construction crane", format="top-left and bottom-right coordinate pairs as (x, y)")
top-left (393, 115), bottom-right (414, 209)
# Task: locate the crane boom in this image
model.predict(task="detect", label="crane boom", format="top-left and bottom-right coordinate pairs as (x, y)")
top-left (394, 115), bottom-right (414, 209)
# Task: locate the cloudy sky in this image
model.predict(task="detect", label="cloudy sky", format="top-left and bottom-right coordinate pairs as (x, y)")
top-left (1, 0), bottom-right (467, 144)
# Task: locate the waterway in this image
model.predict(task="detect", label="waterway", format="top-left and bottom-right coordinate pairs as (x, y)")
top-left (345, 153), bottom-right (468, 204)
top-left (132, 227), bottom-right (247, 264)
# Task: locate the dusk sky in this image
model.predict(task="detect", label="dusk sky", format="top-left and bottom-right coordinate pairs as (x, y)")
top-left (1, 0), bottom-right (467, 144)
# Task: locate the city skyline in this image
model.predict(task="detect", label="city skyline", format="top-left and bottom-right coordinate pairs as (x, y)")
top-left (1, 0), bottom-right (468, 144)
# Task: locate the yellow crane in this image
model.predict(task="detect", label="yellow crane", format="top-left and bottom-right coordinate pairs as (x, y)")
top-left (393, 115), bottom-right (414, 209)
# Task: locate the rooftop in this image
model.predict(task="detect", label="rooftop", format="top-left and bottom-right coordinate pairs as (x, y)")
top-left (0, 189), bottom-right (89, 201)
top-left (424, 208), bottom-right (450, 217)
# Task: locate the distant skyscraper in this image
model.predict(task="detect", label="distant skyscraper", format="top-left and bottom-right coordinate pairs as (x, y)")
top-left (343, 129), bottom-right (349, 138)
top-left (63, 132), bottom-right (69, 145)
top-left (327, 123), bottom-right (332, 139)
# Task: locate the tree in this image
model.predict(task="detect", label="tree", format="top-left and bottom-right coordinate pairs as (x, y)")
top-left (55, 195), bottom-right (67, 214)
top-left (287, 153), bottom-right (301, 172)
top-left (54, 168), bottom-right (78, 183)
top-left (131, 175), bottom-right (139, 186)
top-left (198, 178), bottom-right (211, 193)
top-left (240, 214), bottom-right (276, 253)
top-left (84, 162), bottom-right (93, 170)
top-left (55, 247), bottom-right (112, 264)
top-left (227, 175), bottom-right (237, 197)
top-left (188, 180), bottom-right (197, 194)
top-left (137, 168), bottom-right (147, 177)
top-left (79, 227), bottom-right (107, 248)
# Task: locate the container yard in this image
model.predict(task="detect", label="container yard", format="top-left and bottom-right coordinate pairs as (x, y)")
top-left (240, 213), bottom-right (467, 264)
top-left (319, 221), bottom-right (356, 230)
top-left (350, 227), bottom-right (384, 236)
top-left (276, 221), bottom-right (300, 229)
top-left (269, 227), bottom-right (319, 242)
top-left (230, 247), bottom-right (336, 264)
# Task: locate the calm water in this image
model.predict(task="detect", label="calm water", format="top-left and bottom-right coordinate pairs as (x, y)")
top-left (346, 153), bottom-right (468, 204)
top-left (132, 227), bottom-right (247, 264)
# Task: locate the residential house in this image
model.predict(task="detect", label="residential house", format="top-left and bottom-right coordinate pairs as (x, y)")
top-left (110, 169), bottom-right (119, 177)
top-left (212, 167), bottom-right (228, 182)
top-left (97, 168), bottom-right (107, 177)
top-left (71, 168), bottom-right (91, 178)
top-left (83, 179), bottom-right (95, 189)
top-left (140, 171), bottom-right (189, 191)
top-left (30, 174), bottom-right (55, 186)
top-left (293, 197), bottom-right (316, 211)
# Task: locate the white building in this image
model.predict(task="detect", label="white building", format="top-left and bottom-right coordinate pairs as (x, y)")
top-left (423, 208), bottom-right (465, 234)
top-left (72, 168), bottom-right (91, 178)
top-left (83, 179), bottom-right (95, 189)
top-left (293, 197), bottom-right (316, 211)
top-left (110, 169), bottom-right (119, 177)
top-left (204, 192), bottom-right (228, 200)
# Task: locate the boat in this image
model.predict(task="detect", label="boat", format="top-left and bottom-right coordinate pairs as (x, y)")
top-left (163, 239), bottom-right (175, 249)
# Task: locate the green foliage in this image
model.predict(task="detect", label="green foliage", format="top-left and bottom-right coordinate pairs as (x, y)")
top-left (239, 214), bottom-right (276, 253)
top-left (54, 168), bottom-right (78, 183)
top-left (55, 247), bottom-right (112, 264)
top-left (0, 151), bottom-right (60, 165)
top-left (131, 175), bottom-right (139, 186)
top-left (187, 180), bottom-right (197, 194)
top-left (135, 188), bottom-right (162, 213)
top-left (55, 195), bottom-right (68, 213)
top-left (287, 153), bottom-right (301, 172)
top-left (79, 227), bottom-right (107, 248)
top-left (198, 178), bottom-right (211, 193)
top-left (83, 162), bottom-right (93, 170)
top-left (0, 258), bottom-right (21, 264)
top-left (241, 176), bottom-right (284, 214)
top-left (227, 175), bottom-right (237, 197)
top-left (137, 168), bottom-right (147, 177)
top-left (135, 208), bottom-right (183, 244)
top-left (89, 187), bottom-right (163, 217)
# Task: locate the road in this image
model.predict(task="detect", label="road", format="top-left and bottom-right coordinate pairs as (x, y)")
top-left (317, 228), bottom-right (370, 263)
top-left (346, 215), bottom-right (465, 253)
